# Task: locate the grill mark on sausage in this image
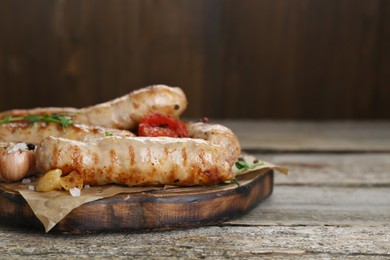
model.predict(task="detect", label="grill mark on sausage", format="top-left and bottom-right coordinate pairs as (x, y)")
top-left (198, 150), bottom-right (206, 167)
top-left (52, 142), bottom-right (59, 169)
top-left (84, 168), bottom-right (99, 185)
top-left (146, 147), bottom-right (152, 163)
top-left (108, 149), bottom-right (119, 180)
top-left (181, 147), bottom-right (188, 167)
top-left (70, 146), bottom-right (83, 175)
top-left (110, 149), bottom-right (117, 167)
top-left (92, 152), bottom-right (99, 165)
top-left (128, 145), bottom-right (135, 166)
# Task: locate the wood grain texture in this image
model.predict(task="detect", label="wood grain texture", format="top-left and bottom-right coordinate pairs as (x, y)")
top-left (257, 153), bottom-right (390, 186)
top-left (0, 1), bottom-right (389, 119)
top-left (218, 120), bottom-right (390, 152)
top-left (226, 186), bottom-right (390, 227)
top-left (0, 170), bottom-right (273, 233)
top-left (0, 225), bottom-right (388, 258)
top-left (376, 0), bottom-right (390, 116)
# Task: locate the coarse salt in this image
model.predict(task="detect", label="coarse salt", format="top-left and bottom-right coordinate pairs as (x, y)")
top-left (21, 178), bottom-right (31, 184)
top-left (7, 143), bottom-right (28, 153)
top-left (28, 185), bottom-right (35, 191)
top-left (69, 187), bottom-right (81, 197)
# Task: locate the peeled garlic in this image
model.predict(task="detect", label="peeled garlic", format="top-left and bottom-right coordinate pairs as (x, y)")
top-left (60, 171), bottom-right (83, 191)
top-left (35, 169), bottom-right (63, 192)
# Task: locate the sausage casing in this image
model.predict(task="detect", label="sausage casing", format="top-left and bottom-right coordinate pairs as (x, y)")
top-left (72, 85), bottom-right (187, 129)
top-left (36, 136), bottom-right (234, 186)
top-left (186, 122), bottom-right (241, 165)
top-left (0, 122), bottom-right (134, 144)
top-left (1, 107), bottom-right (77, 118)
top-left (0, 85), bottom-right (187, 130)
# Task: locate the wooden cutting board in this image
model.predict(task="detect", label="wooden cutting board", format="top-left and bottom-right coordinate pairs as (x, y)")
top-left (0, 169), bottom-right (273, 233)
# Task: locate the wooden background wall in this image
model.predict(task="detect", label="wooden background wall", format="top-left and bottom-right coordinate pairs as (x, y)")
top-left (0, 0), bottom-right (389, 120)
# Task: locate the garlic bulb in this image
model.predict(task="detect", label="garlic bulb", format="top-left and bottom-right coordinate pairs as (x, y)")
top-left (0, 147), bottom-right (36, 182)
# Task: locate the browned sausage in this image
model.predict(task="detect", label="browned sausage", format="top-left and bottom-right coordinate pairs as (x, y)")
top-left (186, 122), bottom-right (241, 166)
top-left (1, 85), bottom-right (187, 130)
top-left (0, 122), bottom-right (134, 145)
top-left (2, 107), bottom-right (77, 118)
top-left (72, 84), bottom-right (187, 130)
top-left (0, 123), bottom-right (134, 182)
top-left (36, 136), bottom-right (235, 186)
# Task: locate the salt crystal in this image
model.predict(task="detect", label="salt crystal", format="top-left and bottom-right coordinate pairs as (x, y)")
top-left (84, 184), bottom-right (90, 189)
top-left (7, 143), bottom-right (28, 153)
top-left (69, 187), bottom-right (81, 197)
top-left (28, 185), bottom-right (35, 191)
top-left (22, 178), bottom-right (31, 184)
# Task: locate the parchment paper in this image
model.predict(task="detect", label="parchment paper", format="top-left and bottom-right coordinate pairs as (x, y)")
top-left (1, 155), bottom-right (288, 232)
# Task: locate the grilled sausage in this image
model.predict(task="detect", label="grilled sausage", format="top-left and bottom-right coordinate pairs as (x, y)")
top-left (0, 123), bottom-right (134, 182)
top-left (0, 122), bottom-right (135, 145)
top-left (72, 85), bottom-right (187, 130)
top-left (186, 122), bottom-right (241, 165)
top-left (36, 136), bottom-right (234, 186)
top-left (0, 85), bottom-right (187, 130)
top-left (2, 107), bottom-right (77, 118)
top-left (0, 143), bottom-right (36, 182)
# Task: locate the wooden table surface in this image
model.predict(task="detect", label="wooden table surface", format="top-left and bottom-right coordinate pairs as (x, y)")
top-left (0, 120), bottom-right (389, 259)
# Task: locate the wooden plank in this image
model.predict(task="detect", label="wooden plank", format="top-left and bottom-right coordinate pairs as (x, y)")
top-left (218, 0), bottom-right (388, 119)
top-left (1, 1), bottom-right (390, 120)
top-left (0, 225), bottom-right (388, 258)
top-left (132, 0), bottom-right (221, 118)
top-left (217, 120), bottom-right (390, 152)
top-left (0, 0), bottom-right (219, 118)
top-left (254, 153), bottom-right (390, 186)
top-left (226, 186), bottom-right (390, 227)
top-left (374, 0), bottom-right (390, 118)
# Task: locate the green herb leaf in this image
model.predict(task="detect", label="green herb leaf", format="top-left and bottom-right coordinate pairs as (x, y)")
top-left (0, 114), bottom-right (74, 128)
top-left (105, 131), bottom-right (113, 136)
top-left (24, 115), bottom-right (42, 123)
top-left (0, 115), bottom-right (24, 124)
top-left (235, 158), bottom-right (263, 173)
top-left (224, 177), bottom-right (240, 186)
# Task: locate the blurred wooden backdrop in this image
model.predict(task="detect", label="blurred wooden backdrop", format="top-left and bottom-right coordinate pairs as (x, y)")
top-left (0, 0), bottom-right (389, 119)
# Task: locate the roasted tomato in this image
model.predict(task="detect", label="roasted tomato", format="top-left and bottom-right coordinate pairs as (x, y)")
top-left (138, 113), bottom-right (189, 138)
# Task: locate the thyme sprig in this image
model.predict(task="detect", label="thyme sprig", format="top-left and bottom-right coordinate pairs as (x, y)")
top-left (235, 157), bottom-right (264, 173)
top-left (225, 158), bottom-right (264, 186)
top-left (0, 114), bottom-right (74, 128)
